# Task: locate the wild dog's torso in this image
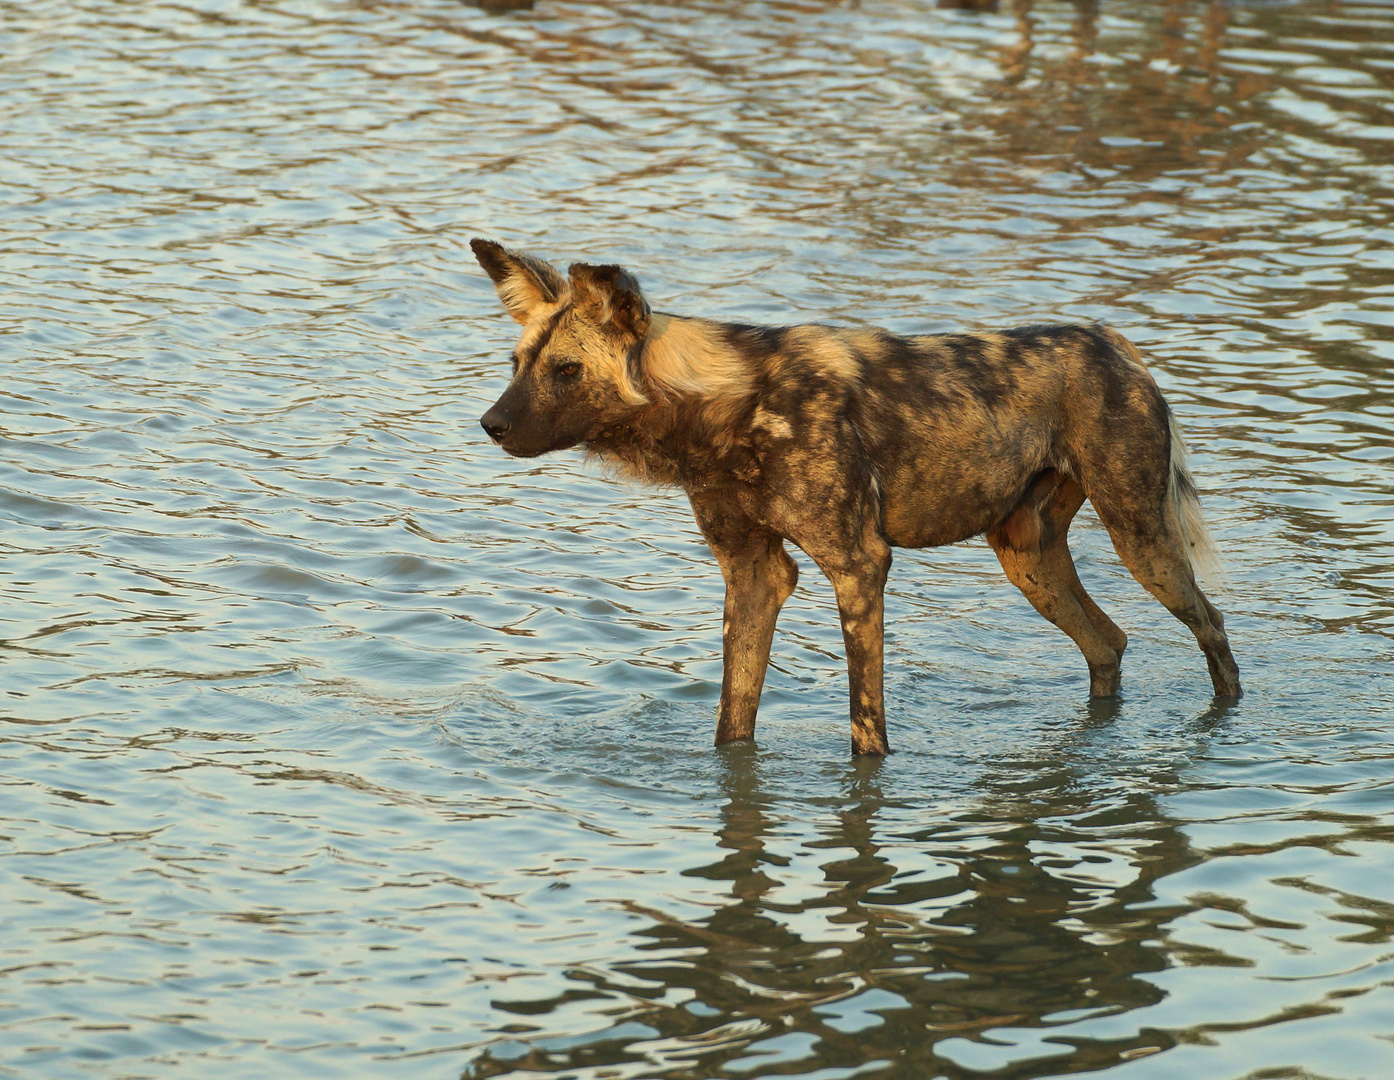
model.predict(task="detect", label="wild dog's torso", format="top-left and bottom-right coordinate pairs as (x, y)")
top-left (589, 317), bottom-right (1161, 552)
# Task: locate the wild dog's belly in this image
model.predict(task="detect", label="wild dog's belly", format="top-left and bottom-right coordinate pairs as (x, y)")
top-left (873, 433), bottom-right (1055, 550)
top-left (878, 470), bottom-right (1020, 548)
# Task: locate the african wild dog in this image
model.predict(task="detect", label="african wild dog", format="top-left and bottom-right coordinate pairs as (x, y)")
top-left (472, 238), bottom-right (1241, 756)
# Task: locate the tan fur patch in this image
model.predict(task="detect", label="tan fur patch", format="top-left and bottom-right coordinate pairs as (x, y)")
top-left (641, 316), bottom-right (753, 402)
top-left (843, 329), bottom-right (889, 367)
top-left (998, 503), bottom-right (1043, 552)
top-left (751, 407), bottom-right (794, 440)
top-left (500, 279), bottom-right (568, 326)
top-left (977, 333), bottom-right (1010, 366)
top-left (788, 326), bottom-right (860, 381)
top-left (515, 302), bottom-right (564, 357)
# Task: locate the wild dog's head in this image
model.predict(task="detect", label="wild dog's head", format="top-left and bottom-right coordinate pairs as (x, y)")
top-left (472, 239), bottom-right (651, 457)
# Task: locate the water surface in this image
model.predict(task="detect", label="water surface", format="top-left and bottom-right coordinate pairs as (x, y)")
top-left (2, 0), bottom-right (1392, 1077)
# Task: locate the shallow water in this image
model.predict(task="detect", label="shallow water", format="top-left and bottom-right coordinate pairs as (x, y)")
top-left (2, 0), bottom-right (1393, 1076)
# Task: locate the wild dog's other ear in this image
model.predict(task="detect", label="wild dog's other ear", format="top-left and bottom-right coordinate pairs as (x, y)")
top-left (471, 238), bottom-right (567, 324)
top-left (568, 262), bottom-right (651, 340)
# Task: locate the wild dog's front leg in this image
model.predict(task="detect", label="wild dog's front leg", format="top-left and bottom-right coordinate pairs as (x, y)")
top-left (773, 432), bottom-right (892, 755)
top-left (819, 539), bottom-right (892, 756)
top-left (715, 537), bottom-right (798, 744)
top-left (690, 493), bottom-right (798, 745)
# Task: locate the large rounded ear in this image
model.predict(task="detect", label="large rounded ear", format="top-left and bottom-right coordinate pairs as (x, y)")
top-left (568, 263), bottom-right (651, 340)
top-left (471, 238), bottom-right (567, 324)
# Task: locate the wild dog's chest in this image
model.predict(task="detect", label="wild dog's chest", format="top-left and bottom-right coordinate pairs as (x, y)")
top-left (671, 401), bottom-right (808, 486)
top-left (680, 437), bottom-right (765, 491)
top-left (664, 406), bottom-right (801, 503)
top-left (588, 426), bottom-right (764, 492)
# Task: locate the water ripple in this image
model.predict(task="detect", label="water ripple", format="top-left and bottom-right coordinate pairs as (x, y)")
top-left (2, 0), bottom-right (1393, 1076)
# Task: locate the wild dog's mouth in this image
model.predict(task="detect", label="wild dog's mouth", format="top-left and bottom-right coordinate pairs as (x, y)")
top-left (480, 420), bottom-right (555, 459)
top-left (497, 441), bottom-right (548, 459)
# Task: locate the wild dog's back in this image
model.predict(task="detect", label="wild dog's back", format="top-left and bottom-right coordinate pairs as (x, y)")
top-left (628, 317), bottom-right (1172, 552)
top-left (823, 324), bottom-right (1159, 549)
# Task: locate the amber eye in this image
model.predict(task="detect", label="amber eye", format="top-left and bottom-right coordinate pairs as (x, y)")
top-left (554, 360), bottom-right (582, 379)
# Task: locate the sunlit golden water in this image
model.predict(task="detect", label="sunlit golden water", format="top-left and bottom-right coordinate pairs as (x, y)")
top-left (1, 0), bottom-right (1392, 1076)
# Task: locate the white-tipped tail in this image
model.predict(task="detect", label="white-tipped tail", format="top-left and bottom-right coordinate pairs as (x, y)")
top-left (1167, 410), bottom-right (1222, 585)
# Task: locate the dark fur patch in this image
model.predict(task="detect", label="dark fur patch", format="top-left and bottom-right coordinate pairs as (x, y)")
top-left (517, 307), bottom-right (566, 366)
top-left (472, 238), bottom-right (564, 304)
top-left (720, 323), bottom-right (788, 362)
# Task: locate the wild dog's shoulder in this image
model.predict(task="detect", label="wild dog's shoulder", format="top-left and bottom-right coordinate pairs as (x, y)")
top-left (732, 324), bottom-right (871, 439)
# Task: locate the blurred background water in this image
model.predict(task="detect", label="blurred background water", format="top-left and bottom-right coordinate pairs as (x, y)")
top-left (2, 0), bottom-right (1392, 1077)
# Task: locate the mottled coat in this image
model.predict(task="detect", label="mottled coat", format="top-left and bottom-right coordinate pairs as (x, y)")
top-left (473, 239), bottom-right (1241, 755)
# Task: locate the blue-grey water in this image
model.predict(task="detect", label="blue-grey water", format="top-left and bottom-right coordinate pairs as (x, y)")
top-left (2, 1), bottom-right (1393, 1077)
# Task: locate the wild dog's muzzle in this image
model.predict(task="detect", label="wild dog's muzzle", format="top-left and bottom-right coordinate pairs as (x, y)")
top-left (479, 392), bottom-right (554, 458)
top-left (479, 405), bottom-right (510, 443)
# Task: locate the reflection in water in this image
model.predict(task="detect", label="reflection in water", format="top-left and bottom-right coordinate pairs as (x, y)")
top-left (467, 724), bottom-right (1229, 1077)
top-left (980, 0), bottom-right (1248, 175)
top-left (469, 676), bottom-right (1393, 1080)
top-left (466, 0), bottom-right (536, 11)
top-left (2, 0), bottom-right (1393, 1076)
top-left (999, 0), bottom-right (1034, 86)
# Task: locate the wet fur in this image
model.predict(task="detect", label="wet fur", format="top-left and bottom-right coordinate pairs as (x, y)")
top-left (473, 239), bottom-right (1241, 755)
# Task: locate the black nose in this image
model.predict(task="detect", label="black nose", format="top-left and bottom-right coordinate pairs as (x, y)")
top-left (481, 415), bottom-right (510, 442)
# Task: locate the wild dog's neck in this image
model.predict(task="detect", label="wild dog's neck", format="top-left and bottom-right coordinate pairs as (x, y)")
top-left (639, 314), bottom-right (755, 406)
top-left (585, 313), bottom-right (760, 485)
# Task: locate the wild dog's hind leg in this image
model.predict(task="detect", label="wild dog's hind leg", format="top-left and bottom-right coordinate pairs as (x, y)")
top-left (1043, 476), bottom-right (1129, 661)
top-left (988, 471), bottom-right (1127, 696)
top-left (1101, 519), bottom-right (1241, 698)
top-left (690, 491), bottom-right (799, 745)
top-left (1071, 328), bottom-right (1240, 697)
